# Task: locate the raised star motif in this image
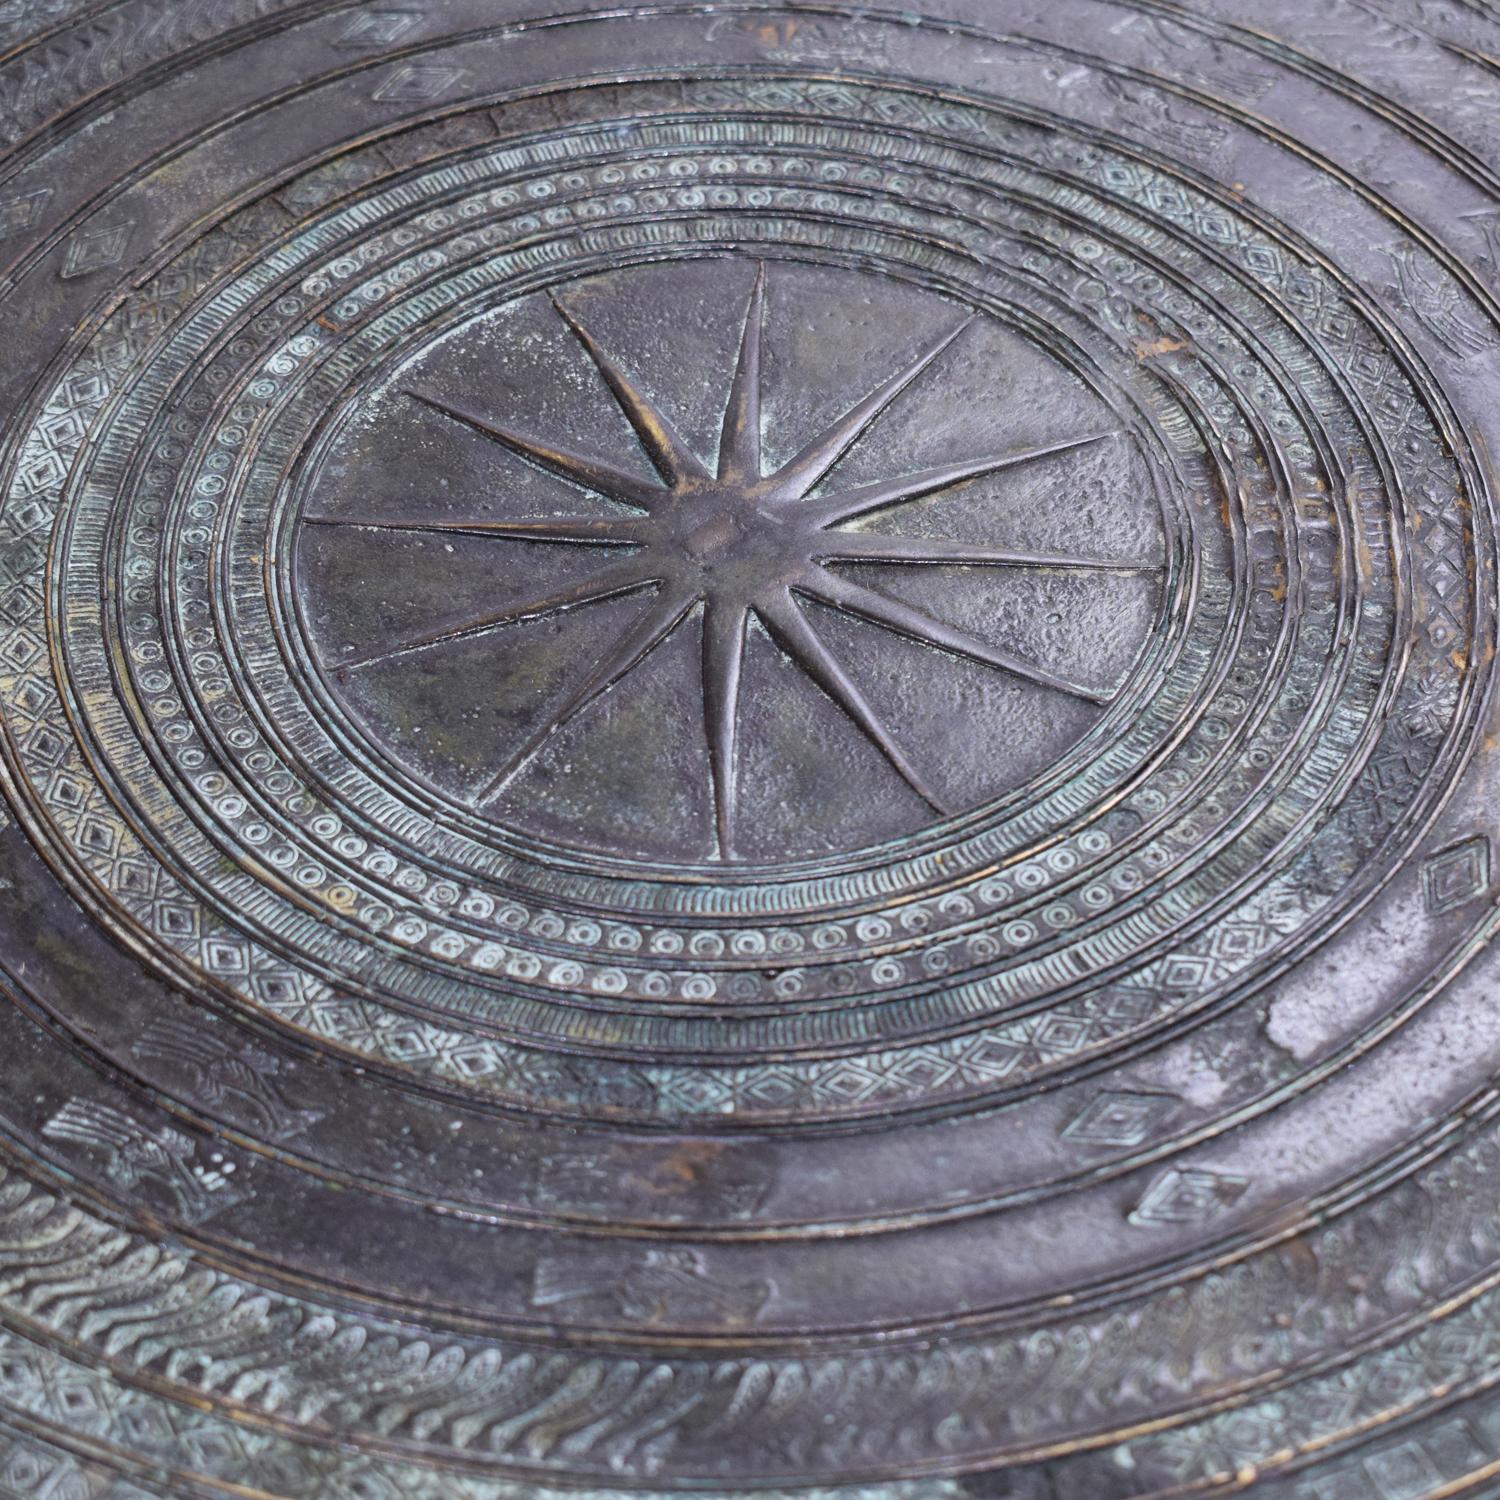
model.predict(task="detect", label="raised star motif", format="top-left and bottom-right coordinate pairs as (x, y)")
top-left (306, 262), bottom-right (1157, 858)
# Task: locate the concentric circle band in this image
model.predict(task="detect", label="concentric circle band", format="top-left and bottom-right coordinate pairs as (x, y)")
top-left (0, 3), bottom-right (1494, 1497)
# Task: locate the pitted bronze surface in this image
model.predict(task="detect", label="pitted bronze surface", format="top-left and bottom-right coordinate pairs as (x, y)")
top-left (0, 2), bottom-right (1497, 1497)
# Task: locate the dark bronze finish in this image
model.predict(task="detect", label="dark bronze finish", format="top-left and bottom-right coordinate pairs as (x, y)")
top-left (0, 2), bottom-right (1496, 1496)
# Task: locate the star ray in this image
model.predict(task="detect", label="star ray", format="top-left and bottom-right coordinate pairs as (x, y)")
top-left (702, 600), bottom-right (748, 857)
top-left (718, 262), bottom-right (766, 481)
top-left (303, 513), bottom-right (651, 545)
top-left (406, 391), bottom-right (668, 512)
top-left (757, 591), bottom-right (946, 814)
top-left (801, 568), bottom-right (1113, 704)
top-left (767, 316), bottom-right (975, 500)
top-left (815, 532), bottom-right (1154, 571)
top-left (550, 293), bottom-right (710, 487)
top-left (339, 557), bottom-right (660, 671)
top-left (799, 432), bottom-right (1117, 530)
top-left (475, 583), bottom-right (699, 806)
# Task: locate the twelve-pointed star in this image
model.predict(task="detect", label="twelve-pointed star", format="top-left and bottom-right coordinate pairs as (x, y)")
top-left (308, 263), bottom-right (1157, 857)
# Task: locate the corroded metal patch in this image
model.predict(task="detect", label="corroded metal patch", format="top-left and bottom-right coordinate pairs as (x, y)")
top-left (0, 3), bottom-right (1496, 1498)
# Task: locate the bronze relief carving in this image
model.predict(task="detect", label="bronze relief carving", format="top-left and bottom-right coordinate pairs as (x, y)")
top-left (0, 2), bottom-right (1494, 1497)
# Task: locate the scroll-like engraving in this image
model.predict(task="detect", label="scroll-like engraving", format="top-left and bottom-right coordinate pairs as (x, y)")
top-left (532, 1247), bottom-right (773, 1327)
top-left (132, 1020), bottom-right (324, 1139)
top-left (1386, 246), bottom-right (1497, 356)
top-left (41, 1100), bottom-right (242, 1224)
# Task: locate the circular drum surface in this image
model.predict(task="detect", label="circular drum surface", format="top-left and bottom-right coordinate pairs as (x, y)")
top-left (0, 2), bottom-right (1497, 1497)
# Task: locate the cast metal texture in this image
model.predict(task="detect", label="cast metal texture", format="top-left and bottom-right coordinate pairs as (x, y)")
top-left (0, 0), bottom-right (1496, 1496)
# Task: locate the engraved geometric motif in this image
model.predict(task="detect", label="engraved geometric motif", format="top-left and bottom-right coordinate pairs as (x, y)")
top-left (370, 64), bottom-right (464, 103)
top-left (0, 186), bottom-right (48, 237)
top-left (1421, 834), bottom-right (1493, 915)
top-left (3, 89), bottom-right (1473, 1132)
top-left (1127, 1167), bottom-right (1250, 1227)
top-left (308, 262), bottom-right (1148, 857)
top-left (334, 8), bottom-right (421, 47)
top-left (58, 223), bottom-right (132, 280)
top-left (1063, 1090), bottom-right (1178, 1148)
top-left (0, 9), bottom-right (1496, 1497)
